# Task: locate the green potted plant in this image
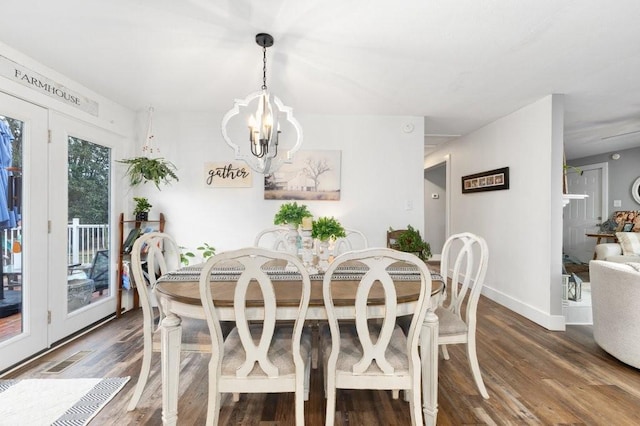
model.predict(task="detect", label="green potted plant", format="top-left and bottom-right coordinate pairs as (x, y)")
top-left (273, 202), bottom-right (313, 228)
top-left (118, 156), bottom-right (179, 190)
top-left (312, 216), bottom-right (346, 242)
top-left (312, 216), bottom-right (346, 269)
top-left (133, 197), bottom-right (152, 221)
top-left (389, 225), bottom-right (431, 261)
top-left (180, 242), bottom-right (216, 266)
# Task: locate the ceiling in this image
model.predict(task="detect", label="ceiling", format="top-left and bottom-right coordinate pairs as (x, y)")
top-left (2, 0), bottom-right (640, 159)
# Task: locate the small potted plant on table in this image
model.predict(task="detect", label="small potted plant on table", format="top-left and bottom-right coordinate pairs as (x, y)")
top-left (273, 202), bottom-right (313, 228)
top-left (312, 216), bottom-right (346, 269)
top-left (274, 202), bottom-right (314, 256)
top-left (133, 197), bottom-right (152, 221)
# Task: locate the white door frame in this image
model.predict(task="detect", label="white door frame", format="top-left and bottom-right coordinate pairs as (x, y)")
top-left (0, 93), bottom-right (49, 371)
top-left (48, 112), bottom-right (118, 342)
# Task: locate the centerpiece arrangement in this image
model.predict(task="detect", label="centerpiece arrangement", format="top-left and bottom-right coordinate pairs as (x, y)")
top-left (273, 202), bottom-right (314, 259)
top-left (312, 216), bottom-right (346, 269)
top-left (273, 202), bottom-right (313, 228)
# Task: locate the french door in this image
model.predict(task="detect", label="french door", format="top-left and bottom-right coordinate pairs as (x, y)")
top-left (0, 94), bottom-right (118, 372)
top-left (49, 113), bottom-right (117, 342)
top-left (0, 93), bottom-right (49, 371)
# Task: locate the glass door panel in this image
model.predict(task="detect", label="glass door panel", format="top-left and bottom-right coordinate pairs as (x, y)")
top-left (67, 136), bottom-right (111, 313)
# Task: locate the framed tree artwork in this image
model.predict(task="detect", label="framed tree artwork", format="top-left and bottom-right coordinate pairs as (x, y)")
top-left (264, 150), bottom-right (341, 200)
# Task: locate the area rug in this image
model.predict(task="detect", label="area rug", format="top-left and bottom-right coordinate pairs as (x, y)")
top-left (0, 377), bottom-right (129, 426)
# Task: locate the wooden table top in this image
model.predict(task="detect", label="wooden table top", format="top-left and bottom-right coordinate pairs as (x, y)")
top-left (155, 265), bottom-right (444, 309)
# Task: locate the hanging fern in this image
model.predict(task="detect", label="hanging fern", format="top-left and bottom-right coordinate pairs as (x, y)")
top-left (117, 156), bottom-right (179, 190)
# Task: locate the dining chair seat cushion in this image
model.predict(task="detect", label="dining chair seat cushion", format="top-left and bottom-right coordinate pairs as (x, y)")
top-left (435, 306), bottom-right (468, 335)
top-left (222, 324), bottom-right (312, 377)
top-left (320, 323), bottom-right (409, 374)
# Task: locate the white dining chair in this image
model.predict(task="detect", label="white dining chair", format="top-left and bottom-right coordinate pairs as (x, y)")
top-left (333, 228), bottom-right (369, 255)
top-left (321, 248), bottom-right (432, 426)
top-left (437, 232), bottom-right (490, 399)
top-left (198, 247), bottom-right (312, 426)
top-left (253, 226), bottom-right (292, 251)
top-left (127, 232), bottom-right (210, 411)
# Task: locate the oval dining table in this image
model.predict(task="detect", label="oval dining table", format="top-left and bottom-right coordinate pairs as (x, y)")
top-left (154, 264), bottom-right (444, 426)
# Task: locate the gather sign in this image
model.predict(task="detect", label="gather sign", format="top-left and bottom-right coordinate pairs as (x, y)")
top-left (204, 162), bottom-right (252, 188)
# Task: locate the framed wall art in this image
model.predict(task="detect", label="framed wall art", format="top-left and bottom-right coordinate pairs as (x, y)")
top-left (462, 167), bottom-right (509, 194)
top-left (264, 150), bottom-right (341, 200)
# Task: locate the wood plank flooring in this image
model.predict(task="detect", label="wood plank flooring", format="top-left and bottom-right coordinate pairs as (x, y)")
top-left (3, 293), bottom-right (640, 425)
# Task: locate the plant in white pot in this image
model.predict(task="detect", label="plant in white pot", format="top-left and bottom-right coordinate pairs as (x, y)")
top-left (273, 202), bottom-right (313, 228)
top-left (274, 202), bottom-right (313, 256)
top-left (312, 216), bottom-right (346, 270)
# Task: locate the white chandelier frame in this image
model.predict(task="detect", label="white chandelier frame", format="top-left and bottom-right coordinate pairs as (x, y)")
top-left (221, 89), bottom-right (303, 175)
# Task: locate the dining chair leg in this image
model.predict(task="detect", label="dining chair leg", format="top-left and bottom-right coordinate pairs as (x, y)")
top-left (441, 344), bottom-right (450, 360)
top-left (392, 389), bottom-right (400, 399)
top-left (467, 336), bottom-right (489, 399)
top-left (325, 378), bottom-right (337, 426)
top-left (127, 331), bottom-right (153, 410)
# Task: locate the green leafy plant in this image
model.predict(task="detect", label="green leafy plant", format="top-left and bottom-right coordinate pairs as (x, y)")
top-left (273, 202), bottom-right (313, 226)
top-left (389, 225), bottom-right (431, 261)
top-left (312, 216), bottom-right (346, 241)
top-left (117, 156), bottom-right (179, 190)
top-left (180, 242), bottom-right (216, 266)
top-left (132, 197), bottom-right (152, 215)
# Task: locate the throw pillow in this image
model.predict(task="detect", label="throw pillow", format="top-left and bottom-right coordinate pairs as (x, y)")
top-left (616, 232), bottom-right (640, 256)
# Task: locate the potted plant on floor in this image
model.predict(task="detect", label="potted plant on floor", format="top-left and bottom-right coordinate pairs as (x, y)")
top-left (389, 225), bottom-right (431, 261)
top-left (133, 197), bottom-right (152, 221)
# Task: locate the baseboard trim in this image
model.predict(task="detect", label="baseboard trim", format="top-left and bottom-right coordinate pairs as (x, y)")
top-left (482, 286), bottom-right (566, 331)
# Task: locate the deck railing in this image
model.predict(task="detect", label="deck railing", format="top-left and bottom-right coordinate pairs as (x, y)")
top-left (2, 218), bottom-right (109, 266)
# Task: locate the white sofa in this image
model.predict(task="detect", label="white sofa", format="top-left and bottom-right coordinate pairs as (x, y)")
top-left (595, 243), bottom-right (640, 263)
top-left (595, 232), bottom-right (640, 263)
top-left (589, 260), bottom-right (640, 369)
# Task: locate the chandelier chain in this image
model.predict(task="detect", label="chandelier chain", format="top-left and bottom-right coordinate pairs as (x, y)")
top-left (262, 46), bottom-right (268, 90)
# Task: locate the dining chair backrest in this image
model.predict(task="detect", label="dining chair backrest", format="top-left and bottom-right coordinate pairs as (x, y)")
top-left (386, 229), bottom-right (407, 248)
top-left (437, 232), bottom-right (490, 399)
top-left (128, 231), bottom-right (194, 411)
top-left (439, 232), bottom-right (489, 321)
top-left (253, 226), bottom-right (292, 251)
top-left (322, 248), bottom-right (432, 426)
top-left (199, 247), bottom-right (312, 425)
top-left (333, 228), bottom-right (369, 255)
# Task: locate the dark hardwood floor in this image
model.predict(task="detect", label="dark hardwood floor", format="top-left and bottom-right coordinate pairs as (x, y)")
top-left (3, 292), bottom-right (640, 425)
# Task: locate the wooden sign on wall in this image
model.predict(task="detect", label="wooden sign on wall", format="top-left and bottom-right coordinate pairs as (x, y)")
top-left (204, 162), bottom-right (252, 188)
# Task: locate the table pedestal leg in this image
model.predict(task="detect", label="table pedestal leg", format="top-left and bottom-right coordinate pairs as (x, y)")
top-left (421, 309), bottom-right (439, 426)
top-left (161, 313), bottom-right (182, 426)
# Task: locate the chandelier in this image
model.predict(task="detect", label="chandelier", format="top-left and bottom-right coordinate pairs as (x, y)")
top-left (221, 33), bottom-right (303, 174)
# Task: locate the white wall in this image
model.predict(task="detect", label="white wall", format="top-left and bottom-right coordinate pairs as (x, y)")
top-left (132, 112), bottom-right (425, 255)
top-left (424, 95), bottom-right (566, 330)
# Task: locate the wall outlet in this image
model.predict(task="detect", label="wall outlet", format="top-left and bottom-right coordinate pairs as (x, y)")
top-left (405, 199), bottom-right (413, 210)
top-left (613, 200), bottom-right (622, 207)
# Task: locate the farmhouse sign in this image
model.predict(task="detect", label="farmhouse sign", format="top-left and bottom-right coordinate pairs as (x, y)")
top-left (0, 55), bottom-right (99, 116)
